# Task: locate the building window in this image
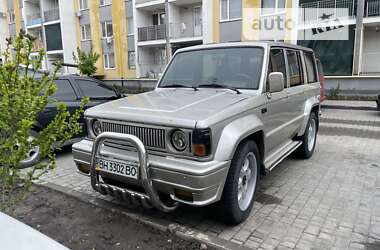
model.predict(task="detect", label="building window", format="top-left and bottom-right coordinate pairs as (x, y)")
top-left (127, 17), bottom-right (134, 35)
top-left (220, 0), bottom-right (242, 21)
top-left (104, 53), bottom-right (115, 69)
top-left (8, 10), bottom-right (16, 24)
top-left (128, 51), bottom-right (135, 69)
top-left (261, 0), bottom-right (286, 15)
top-left (101, 21), bottom-right (113, 38)
top-left (79, 0), bottom-right (88, 10)
top-left (100, 0), bottom-right (112, 6)
top-left (80, 24), bottom-right (91, 40)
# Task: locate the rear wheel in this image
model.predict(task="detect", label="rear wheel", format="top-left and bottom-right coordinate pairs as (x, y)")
top-left (214, 140), bottom-right (260, 225)
top-left (19, 131), bottom-right (40, 169)
top-left (295, 112), bottom-right (318, 159)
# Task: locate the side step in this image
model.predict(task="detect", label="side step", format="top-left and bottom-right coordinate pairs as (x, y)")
top-left (264, 140), bottom-right (302, 172)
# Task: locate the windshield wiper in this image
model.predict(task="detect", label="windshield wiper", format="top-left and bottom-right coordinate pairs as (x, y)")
top-left (161, 84), bottom-right (198, 91)
top-left (198, 83), bottom-right (241, 94)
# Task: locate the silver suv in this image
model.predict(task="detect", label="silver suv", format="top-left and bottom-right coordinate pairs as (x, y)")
top-left (72, 42), bottom-right (320, 224)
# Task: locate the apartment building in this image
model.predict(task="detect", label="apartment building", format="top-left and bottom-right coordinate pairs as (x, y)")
top-left (1, 0), bottom-right (380, 86)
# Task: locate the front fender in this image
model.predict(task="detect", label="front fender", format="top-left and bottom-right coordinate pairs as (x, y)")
top-left (214, 115), bottom-right (264, 162)
top-left (297, 95), bottom-right (320, 136)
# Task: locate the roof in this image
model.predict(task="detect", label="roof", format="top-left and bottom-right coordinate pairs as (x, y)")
top-left (175, 41), bottom-right (314, 54)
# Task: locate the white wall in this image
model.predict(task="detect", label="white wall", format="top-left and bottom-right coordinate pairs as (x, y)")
top-left (202, 0), bottom-right (213, 43)
top-left (0, 4), bottom-right (9, 60)
top-left (361, 27), bottom-right (380, 74)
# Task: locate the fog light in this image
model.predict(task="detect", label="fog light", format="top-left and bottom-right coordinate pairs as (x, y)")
top-left (77, 163), bottom-right (90, 175)
top-left (174, 189), bottom-right (193, 202)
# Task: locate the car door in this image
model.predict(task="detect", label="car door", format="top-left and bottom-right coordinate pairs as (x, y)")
top-left (285, 49), bottom-right (306, 136)
top-left (38, 78), bottom-right (80, 129)
top-left (264, 48), bottom-right (293, 154)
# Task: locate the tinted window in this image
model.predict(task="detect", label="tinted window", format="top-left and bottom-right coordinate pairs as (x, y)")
top-left (304, 52), bottom-right (317, 83)
top-left (268, 49), bottom-right (287, 88)
top-left (76, 79), bottom-right (116, 98)
top-left (160, 47), bottom-right (264, 90)
top-left (52, 79), bottom-right (77, 101)
top-left (286, 50), bottom-right (304, 87)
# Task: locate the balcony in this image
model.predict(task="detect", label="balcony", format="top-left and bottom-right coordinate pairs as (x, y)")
top-left (44, 8), bottom-right (60, 22)
top-left (169, 22), bottom-right (202, 39)
top-left (138, 24), bottom-right (166, 42)
top-left (366, 0), bottom-right (380, 16)
top-left (300, 0), bottom-right (357, 23)
top-left (26, 13), bottom-right (42, 26)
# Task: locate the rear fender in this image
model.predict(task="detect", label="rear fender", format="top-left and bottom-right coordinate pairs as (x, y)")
top-left (297, 95), bottom-right (320, 136)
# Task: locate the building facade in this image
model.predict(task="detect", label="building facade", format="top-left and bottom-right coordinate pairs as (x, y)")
top-left (1, 0), bottom-right (380, 83)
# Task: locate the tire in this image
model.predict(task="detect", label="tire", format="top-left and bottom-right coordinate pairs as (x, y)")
top-left (19, 131), bottom-right (41, 169)
top-left (295, 112), bottom-right (318, 159)
top-left (214, 140), bottom-right (260, 225)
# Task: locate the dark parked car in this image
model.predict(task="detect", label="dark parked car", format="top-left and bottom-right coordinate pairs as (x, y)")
top-left (21, 75), bottom-right (120, 168)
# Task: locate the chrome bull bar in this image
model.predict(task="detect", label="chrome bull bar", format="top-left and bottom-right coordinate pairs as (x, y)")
top-left (90, 132), bottom-right (179, 212)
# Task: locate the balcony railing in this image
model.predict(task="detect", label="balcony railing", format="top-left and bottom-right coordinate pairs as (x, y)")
top-left (366, 0), bottom-right (380, 16)
top-left (26, 13), bottom-right (42, 26)
top-left (300, 0), bottom-right (356, 22)
top-left (44, 8), bottom-right (60, 22)
top-left (135, 0), bottom-right (157, 5)
top-left (169, 22), bottom-right (202, 39)
top-left (32, 39), bottom-right (44, 52)
top-left (138, 60), bottom-right (166, 78)
top-left (138, 24), bottom-right (166, 42)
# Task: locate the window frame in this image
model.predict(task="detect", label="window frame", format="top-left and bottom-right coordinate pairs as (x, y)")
top-left (267, 48), bottom-right (288, 91)
top-left (79, 0), bottom-right (88, 10)
top-left (128, 51), bottom-right (136, 69)
top-left (80, 24), bottom-right (91, 41)
top-left (285, 49), bottom-right (305, 87)
top-left (103, 52), bottom-right (116, 69)
top-left (260, 0), bottom-right (286, 16)
top-left (220, 0), bottom-right (242, 22)
top-left (101, 21), bottom-right (113, 38)
top-left (99, 0), bottom-right (112, 7)
top-left (8, 10), bottom-right (16, 24)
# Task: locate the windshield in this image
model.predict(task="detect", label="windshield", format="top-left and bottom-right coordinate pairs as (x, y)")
top-left (159, 47), bottom-right (264, 90)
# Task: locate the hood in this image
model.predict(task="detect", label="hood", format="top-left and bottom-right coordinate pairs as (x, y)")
top-left (85, 88), bottom-right (250, 128)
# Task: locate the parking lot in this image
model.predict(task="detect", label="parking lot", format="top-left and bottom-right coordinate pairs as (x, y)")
top-left (36, 108), bottom-right (380, 250)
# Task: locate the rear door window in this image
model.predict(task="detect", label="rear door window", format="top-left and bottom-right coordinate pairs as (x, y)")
top-left (75, 79), bottom-right (117, 99)
top-left (286, 50), bottom-right (304, 87)
top-left (304, 52), bottom-right (317, 83)
top-left (51, 79), bottom-right (77, 101)
top-left (267, 48), bottom-right (287, 89)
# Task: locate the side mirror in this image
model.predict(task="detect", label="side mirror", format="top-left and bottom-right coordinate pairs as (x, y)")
top-left (268, 72), bottom-right (284, 93)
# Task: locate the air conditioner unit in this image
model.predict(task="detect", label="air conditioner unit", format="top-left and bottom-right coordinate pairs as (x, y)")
top-left (76, 11), bottom-right (82, 18)
top-left (0, 12), bottom-right (6, 18)
top-left (106, 37), bottom-right (113, 44)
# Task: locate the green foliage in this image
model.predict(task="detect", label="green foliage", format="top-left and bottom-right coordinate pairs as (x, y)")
top-left (0, 31), bottom-right (89, 211)
top-left (73, 47), bottom-right (100, 76)
top-left (327, 83), bottom-right (341, 100)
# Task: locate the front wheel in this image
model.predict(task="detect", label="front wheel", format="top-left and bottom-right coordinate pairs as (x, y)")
top-left (295, 112), bottom-right (318, 159)
top-left (214, 140), bottom-right (260, 225)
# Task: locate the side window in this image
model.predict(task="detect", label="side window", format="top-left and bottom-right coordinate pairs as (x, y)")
top-left (52, 79), bottom-right (77, 101)
top-left (304, 52), bottom-right (317, 83)
top-left (267, 49), bottom-right (287, 89)
top-left (76, 79), bottom-right (116, 98)
top-left (286, 50), bottom-right (304, 87)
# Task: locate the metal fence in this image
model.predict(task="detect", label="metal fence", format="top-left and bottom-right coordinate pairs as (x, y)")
top-left (169, 22), bottom-right (202, 39)
top-left (138, 24), bottom-right (166, 42)
top-left (300, 0), bottom-right (356, 22)
top-left (44, 9), bottom-right (60, 22)
top-left (138, 60), bottom-right (166, 79)
top-left (366, 0), bottom-right (380, 16)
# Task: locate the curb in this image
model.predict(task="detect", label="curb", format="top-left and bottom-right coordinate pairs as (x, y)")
top-left (37, 182), bottom-right (251, 250)
top-left (321, 104), bottom-right (378, 111)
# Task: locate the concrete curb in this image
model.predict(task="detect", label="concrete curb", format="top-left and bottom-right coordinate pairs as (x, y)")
top-left (37, 182), bottom-right (251, 250)
top-left (321, 104), bottom-right (378, 111)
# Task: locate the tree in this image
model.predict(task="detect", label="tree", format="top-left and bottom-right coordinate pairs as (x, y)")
top-left (72, 47), bottom-right (100, 76)
top-left (0, 31), bottom-right (88, 211)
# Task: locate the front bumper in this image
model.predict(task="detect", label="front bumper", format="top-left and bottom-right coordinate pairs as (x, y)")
top-left (72, 133), bottom-right (230, 209)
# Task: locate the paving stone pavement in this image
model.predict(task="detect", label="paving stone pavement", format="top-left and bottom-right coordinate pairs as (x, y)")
top-left (35, 110), bottom-right (380, 250)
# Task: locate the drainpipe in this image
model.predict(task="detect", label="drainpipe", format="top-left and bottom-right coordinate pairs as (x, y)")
top-left (164, 0), bottom-right (171, 64)
top-left (352, 0), bottom-right (365, 75)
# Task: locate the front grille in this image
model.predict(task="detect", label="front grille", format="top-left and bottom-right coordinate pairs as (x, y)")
top-left (102, 122), bottom-right (166, 149)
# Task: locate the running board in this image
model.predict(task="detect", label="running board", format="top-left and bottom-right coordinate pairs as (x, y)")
top-left (264, 140), bottom-right (302, 172)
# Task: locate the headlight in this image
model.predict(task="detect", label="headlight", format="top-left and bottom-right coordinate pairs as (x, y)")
top-left (92, 120), bottom-right (102, 136)
top-left (170, 130), bottom-right (188, 151)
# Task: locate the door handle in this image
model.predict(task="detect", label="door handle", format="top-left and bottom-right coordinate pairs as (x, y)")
top-left (261, 108), bottom-right (267, 114)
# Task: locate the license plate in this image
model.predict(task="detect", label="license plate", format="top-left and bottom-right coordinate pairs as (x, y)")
top-left (95, 157), bottom-right (139, 180)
